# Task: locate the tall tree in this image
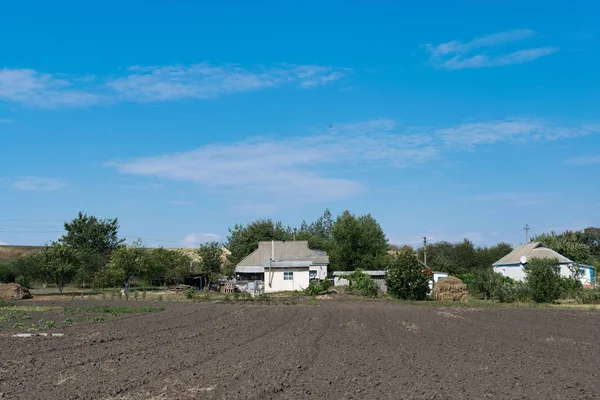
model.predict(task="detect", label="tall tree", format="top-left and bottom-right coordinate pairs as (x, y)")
top-left (534, 231), bottom-right (594, 265)
top-left (226, 219), bottom-right (292, 265)
top-left (38, 242), bottom-right (78, 294)
top-left (387, 247), bottom-right (430, 300)
top-left (197, 241), bottom-right (223, 286)
top-left (60, 212), bottom-right (125, 255)
top-left (329, 211), bottom-right (389, 271)
top-left (101, 240), bottom-right (145, 292)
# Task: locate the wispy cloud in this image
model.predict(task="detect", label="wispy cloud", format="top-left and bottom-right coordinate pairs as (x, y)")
top-left (107, 118), bottom-right (599, 209)
top-left (0, 68), bottom-right (100, 108)
top-left (0, 118), bottom-right (13, 124)
top-left (0, 241), bottom-right (7, 246)
top-left (563, 155), bottom-right (600, 165)
top-left (426, 29), bottom-right (557, 69)
top-left (108, 63), bottom-right (348, 102)
top-left (0, 63), bottom-right (348, 108)
top-left (182, 233), bottom-right (221, 247)
top-left (11, 177), bottom-right (67, 191)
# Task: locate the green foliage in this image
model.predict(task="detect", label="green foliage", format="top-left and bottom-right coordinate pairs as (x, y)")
top-left (184, 287), bottom-right (196, 299)
top-left (15, 275), bottom-right (30, 289)
top-left (0, 299), bottom-right (14, 308)
top-left (524, 258), bottom-right (563, 303)
top-left (460, 269), bottom-right (511, 300)
top-left (99, 240), bottom-right (145, 290)
top-left (62, 318), bottom-right (74, 325)
top-left (142, 247), bottom-right (192, 285)
top-left (344, 269), bottom-right (378, 297)
top-left (37, 242), bottom-right (79, 294)
top-left (493, 282), bottom-right (529, 303)
top-left (197, 241), bottom-right (223, 280)
top-left (0, 263), bottom-right (16, 283)
top-left (560, 277), bottom-right (583, 299)
top-left (297, 209), bottom-right (334, 252)
top-left (330, 211), bottom-right (389, 271)
top-left (60, 211), bottom-right (124, 255)
top-left (386, 249), bottom-right (430, 301)
top-left (0, 310), bottom-right (31, 321)
top-left (574, 289), bottom-right (600, 304)
top-left (304, 279), bottom-right (333, 296)
top-left (418, 241), bottom-right (513, 275)
top-left (40, 319), bottom-right (56, 329)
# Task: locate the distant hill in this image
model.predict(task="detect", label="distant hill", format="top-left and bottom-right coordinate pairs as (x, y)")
top-left (0, 245), bottom-right (44, 263)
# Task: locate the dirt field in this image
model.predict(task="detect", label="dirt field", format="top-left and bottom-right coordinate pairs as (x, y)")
top-left (0, 300), bottom-right (598, 399)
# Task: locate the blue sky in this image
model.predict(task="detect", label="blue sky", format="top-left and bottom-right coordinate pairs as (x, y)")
top-left (1, 0), bottom-right (599, 248)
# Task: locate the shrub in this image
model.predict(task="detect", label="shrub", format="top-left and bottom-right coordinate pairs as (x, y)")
top-left (524, 258), bottom-right (562, 303)
top-left (184, 287), bottom-right (196, 300)
top-left (574, 289), bottom-right (600, 304)
top-left (344, 269), bottom-right (378, 297)
top-left (15, 275), bottom-right (30, 289)
top-left (386, 250), bottom-right (430, 301)
top-left (493, 281), bottom-right (529, 303)
top-left (560, 277), bottom-right (582, 299)
top-left (0, 263), bottom-right (16, 283)
top-left (466, 270), bottom-right (511, 300)
top-left (304, 280), bottom-right (333, 296)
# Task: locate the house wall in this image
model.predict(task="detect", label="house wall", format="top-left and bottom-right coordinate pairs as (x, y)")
top-left (264, 268), bottom-right (309, 293)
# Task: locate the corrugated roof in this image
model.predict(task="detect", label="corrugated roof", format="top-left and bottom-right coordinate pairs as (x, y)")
top-left (493, 242), bottom-right (573, 266)
top-left (236, 241), bottom-right (329, 267)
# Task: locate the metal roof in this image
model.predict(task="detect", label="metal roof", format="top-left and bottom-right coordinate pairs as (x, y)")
top-left (493, 242), bottom-right (573, 266)
top-left (236, 241), bottom-right (329, 267)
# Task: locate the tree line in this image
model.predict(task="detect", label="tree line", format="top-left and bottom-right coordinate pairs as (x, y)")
top-left (1, 209), bottom-right (598, 294)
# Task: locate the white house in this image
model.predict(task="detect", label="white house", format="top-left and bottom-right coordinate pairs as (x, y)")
top-left (493, 241), bottom-right (595, 285)
top-left (235, 241), bottom-right (329, 293)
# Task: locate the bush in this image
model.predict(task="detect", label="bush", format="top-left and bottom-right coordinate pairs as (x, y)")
top-left (344, 269), bottom-right (378, 297)
top-left (574, 289), bottom-right (600, 304)
top-left (0, 263), bottom-right (16, 283)
top-left (494, 282), bottom-right (529, 303)
top-left (304, 280), bottom-right (333, 296)
top-left (560, 277), bottom-right (583, 299)
top-left (524, 258), bottom-right (562, 303)
top-left (15, 275), bottom-right (30, 289)
top-left (463, 270), bottom-right (513, 300)
top-left (386, 250), bottom-right (430, 301)
top-left (184, 287), bottom-right (196, 300)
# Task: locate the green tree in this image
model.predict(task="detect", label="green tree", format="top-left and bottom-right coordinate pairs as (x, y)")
top-left (0, 263), bottom-right (16, 283)
top-left (143, 248), bottom-right (192, 285)
top-left (226, 220), bottom-right (292, 265)
top-left (524, 258), bottom-right (562, 303)
top-left (101, 240), bottom-right (145, 292)
top-left (387, 248), bottom-right (430, 300)
top-left (60, 212), bottom-right (125, 255)
top-left (534, 231), bottom-right (593, 265)
top-left (197, 241), bottom-right (223, 286)
top-left (37, 243), bottom-right (79, 294)
top-left (329, 211), bottom-right (389, 271)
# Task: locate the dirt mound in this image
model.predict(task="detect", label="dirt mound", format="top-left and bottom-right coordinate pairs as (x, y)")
top-left (0, 283), bottom-right (32, 300)
top-left (432, 276), bottom-right (468, 302)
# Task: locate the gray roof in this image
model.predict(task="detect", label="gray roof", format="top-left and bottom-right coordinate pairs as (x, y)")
top-left (493, 242), bottom-right (573, 266)
top-left (333, 270), bottom-right (387, 276)
top-left (236, 241), bottom-right (329, 268)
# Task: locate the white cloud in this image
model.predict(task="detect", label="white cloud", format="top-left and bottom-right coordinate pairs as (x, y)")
top-left (12, 177), bottom-right (67, 191)
top-left (0, 68), bottom-right (100, 108)
top-left (107, 63), bottom-right (348, 102)
top-left (0, 63), bottom-right (348, 108)
top-left (107, 118), bottom-right (599, 209)
top-left (168, 200), bottom-right (194, 207)
top-left (0, 241), bottom-right (7, 246)
top-left (182, 233), bottom-right (221, 248)
top-left (426, 29), bottom-right (557, 69)
top-left (563, 155), bottom-right (600, 165)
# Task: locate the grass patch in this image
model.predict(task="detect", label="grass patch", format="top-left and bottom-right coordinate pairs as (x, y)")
top-left (0, 310), bottom-right (32, 321)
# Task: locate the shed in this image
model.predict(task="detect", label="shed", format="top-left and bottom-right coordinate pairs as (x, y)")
top-left (333, 270), bottom-right (388, 293)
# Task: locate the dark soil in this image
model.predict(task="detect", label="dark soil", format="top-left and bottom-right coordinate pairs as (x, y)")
top-left (0, 300), bottom-right (598, 399)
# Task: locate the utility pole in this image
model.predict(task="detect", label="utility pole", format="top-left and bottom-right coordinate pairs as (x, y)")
top-left (524, 224), bottom-right (530, 243)
top-left (293, 228), bottom-right (297, 241)
top-left (423, 236), bottom-right (427, 269)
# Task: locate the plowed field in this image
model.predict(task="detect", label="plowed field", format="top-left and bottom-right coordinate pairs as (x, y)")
top-left (1, 301), bottom-right (598, 399)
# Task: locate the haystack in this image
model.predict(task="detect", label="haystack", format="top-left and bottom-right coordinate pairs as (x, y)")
top-left (432, 276), bottom-right (468, 302)
top-left (0, 283), bottom-right (32, 300)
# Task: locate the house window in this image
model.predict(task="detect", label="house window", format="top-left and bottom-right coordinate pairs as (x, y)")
top-left (283, 271), bottom-right (293, 281)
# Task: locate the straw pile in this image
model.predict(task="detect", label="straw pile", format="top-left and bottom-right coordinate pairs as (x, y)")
top-left (432, 276), bottom-right (468, 302)
top-left (0, 283), bottom-right (32, 300)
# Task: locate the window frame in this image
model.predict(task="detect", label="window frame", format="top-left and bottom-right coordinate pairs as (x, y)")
top-left (283, 271), bottom-right (294, 281)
